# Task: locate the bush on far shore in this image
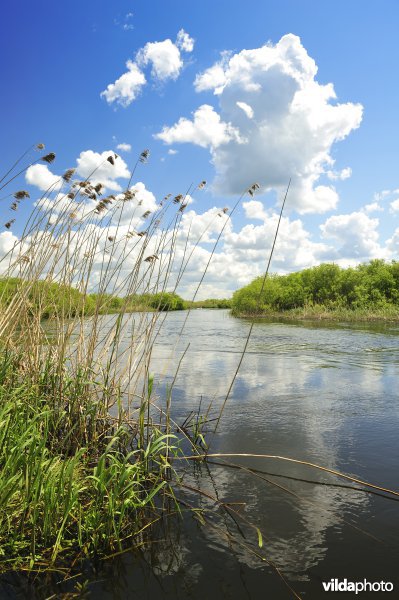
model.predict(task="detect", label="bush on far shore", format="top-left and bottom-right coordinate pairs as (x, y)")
top-left (231, 260), bottom-right (399, 315)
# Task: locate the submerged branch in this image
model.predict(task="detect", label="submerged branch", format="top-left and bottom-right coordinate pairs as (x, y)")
top-left (178, 453), bottom-right (399, 499)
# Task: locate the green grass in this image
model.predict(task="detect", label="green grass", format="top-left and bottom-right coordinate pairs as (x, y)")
top-left (0, 350), bottom-right (181, 570)
top-left (235, 304), bottom-right (399, 322)
top-left (0, 146), bottom-right (220, 574)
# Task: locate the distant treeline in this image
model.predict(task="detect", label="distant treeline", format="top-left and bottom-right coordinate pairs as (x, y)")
top-left (0, 279), bottom-right (187, 316)
top-left (187, 298), bottom-right (232, 309)
top-left (0, 278), bottom-right (91, 318)
top-left (231, 260), bottom-right (399, 315)
top-left (0, 278), bottom-right (231, 317)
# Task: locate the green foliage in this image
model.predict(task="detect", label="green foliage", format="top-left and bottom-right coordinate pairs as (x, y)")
top-left (0, 279), bottom-right (232, 317)
top-left (0, 279), bottom-right (187, 317)
top-left (148, 291), bottom-right (185, 311)
top-left (0, 278), bottom-right (96, 318)
top-left (92, 293), bottom-right (125, 313)
top-left (232, 260), bottom-right (399, 315)
top-left (187, 298), bottom-right (232, 309)
top-left (0, 352), bottom-right (177, 568)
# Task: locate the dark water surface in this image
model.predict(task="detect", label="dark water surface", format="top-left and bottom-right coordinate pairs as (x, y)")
top-left (3, 310), bottom-right (399, 599)
top-left (146, 310), bottom-right (399, 599)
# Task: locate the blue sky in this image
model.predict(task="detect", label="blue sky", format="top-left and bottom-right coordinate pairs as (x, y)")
top-left (1, 1), bottom-right (399, 298)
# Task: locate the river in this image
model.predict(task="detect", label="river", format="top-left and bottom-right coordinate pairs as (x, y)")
top-left (3, 309), bottom-right (399, 599)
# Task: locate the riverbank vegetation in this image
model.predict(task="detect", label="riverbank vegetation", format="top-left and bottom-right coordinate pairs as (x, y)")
top-left (0, 279), bottom-right (187, 316)
top-left (231, 261), bottom-right (399, 321)
top-left (0, 145), bottom-right (237, 575)
top-left (186, 297), bottom-right (232, 309)
top-left (0, 350), bottom-right (175, 568)
top-left (0, 278), bottom-right (231, 316)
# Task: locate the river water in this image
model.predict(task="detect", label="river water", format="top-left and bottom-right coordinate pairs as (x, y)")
top-left (3, 309), bottom-right (399, 599)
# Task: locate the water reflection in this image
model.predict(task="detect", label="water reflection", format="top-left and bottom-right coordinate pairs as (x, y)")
top-left (146, 310), bottom-right (399, 588)
top-left (23, 310), bottom-right (399, 597)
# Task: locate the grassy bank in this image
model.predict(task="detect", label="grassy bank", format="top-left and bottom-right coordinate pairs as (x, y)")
top-left (231, 261), bottom-right (399, 322)
top-left (233, 304), bottom-right (399, 322)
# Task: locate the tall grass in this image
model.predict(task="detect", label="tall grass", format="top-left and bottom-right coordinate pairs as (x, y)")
top-left (0, 357), bottom-right (172, 566)
top-left (0, 146), bottom-right (236, 572)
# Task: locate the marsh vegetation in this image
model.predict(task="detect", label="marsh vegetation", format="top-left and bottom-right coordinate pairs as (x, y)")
top-left (231, 260), bottom-right (399, 321)
top-left (0, 145), bottom-right (238, 577)
top-left (1, 146), bottom-right (398, 599)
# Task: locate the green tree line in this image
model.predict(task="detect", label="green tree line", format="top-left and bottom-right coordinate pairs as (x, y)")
top-left (0, 279), bottom-right (187, 317)
top-left (231, 260), bottom-right (399, 315)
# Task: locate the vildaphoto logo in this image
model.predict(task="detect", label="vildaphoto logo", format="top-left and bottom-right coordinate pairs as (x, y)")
top-left (322, 579), bottom-right (394, 594)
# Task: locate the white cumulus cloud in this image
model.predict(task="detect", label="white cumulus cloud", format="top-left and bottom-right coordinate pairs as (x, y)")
top-left (243, 200), bottom-right (269, 221)
top-left (116, 143), bottom-right (131, 152)
top-left (101, 31), bottom-right (194, 107)
top-left (390, 198), bottom-right (399, 213)
top-left (224, 212), bottom-right (330, 272)
top-left (137, 39), bottom-right (183, 81)
top-left (112, 181), bottom-right (158, 226)
top-left (327, 167), bottom-right (352, 180)
top-left (25, 164), bottom-right (62, 191)
top-left (176, 29), bottom-right (195, 53)
top-left (101, 60), bottom-right (146, 107)
top-left (158, 34), bottom-right (363, 214)
top-left (320, 211), bottom-right (387, 262)
top-left (236, 101), bottom-right (254, 119)
top-left (366, 188), bottom-right (399, 214)
top-left (0, 231), bottom-right (19, 275)
top-left (155, 104), bottom-right (244, 149)
top-left (0, 231), bottom-right (18, 255)
top-left (386, 228), bottom-right (399, 254)
top-left (193, 51), bottom-right (231, 94)
top-left (362, 201), bottom-right (384, 214)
